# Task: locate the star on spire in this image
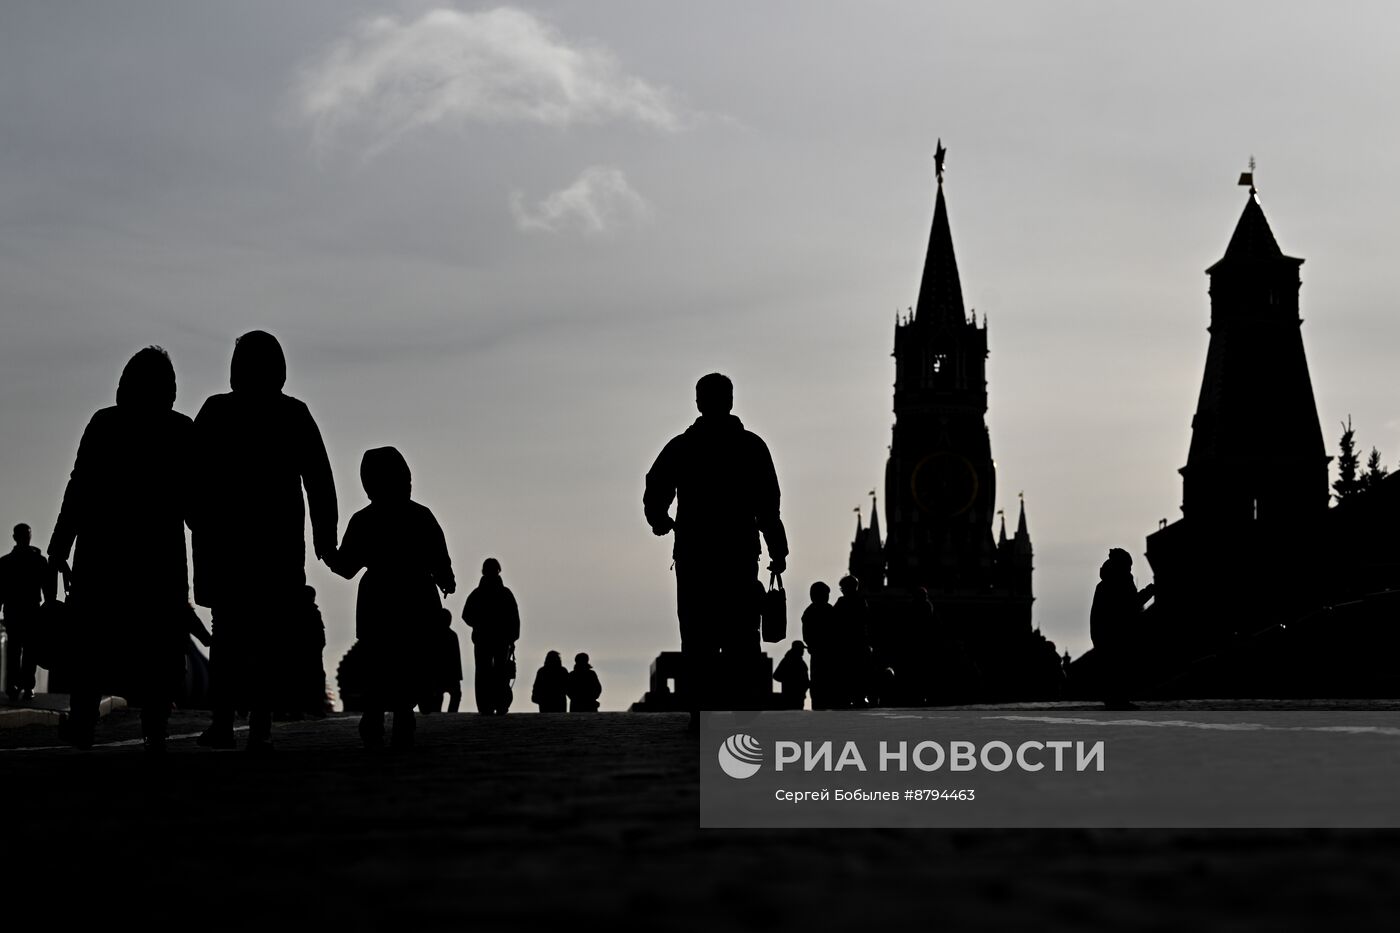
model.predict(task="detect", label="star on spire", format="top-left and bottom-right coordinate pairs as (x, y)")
top-left (934, 138), bottom-right (947, 184)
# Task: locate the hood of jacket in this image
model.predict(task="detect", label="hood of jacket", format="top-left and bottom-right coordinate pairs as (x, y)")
top-left (360, 446), bottom-right (411, 502)
top-left (230, 330), bottom-right (287, 394)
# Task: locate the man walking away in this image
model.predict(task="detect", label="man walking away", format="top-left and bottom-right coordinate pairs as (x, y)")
top-left (0, 524), bottom-right (48, 701)
top-left (462, 558), bottom-right (520, 715)
top-left (644, 373), bottom-right (788, 718)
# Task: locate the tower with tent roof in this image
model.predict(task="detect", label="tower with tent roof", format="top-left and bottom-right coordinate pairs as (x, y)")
top-left (1145, 166), bottom-right (1331, 650)
top-left (847, 143), bottom-right (1038, 700)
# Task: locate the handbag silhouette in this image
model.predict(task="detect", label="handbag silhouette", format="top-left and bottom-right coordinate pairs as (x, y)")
top-left (761, 572), bottom-right (787, 643)
top-left (31, 564), bottom-right (74, 673)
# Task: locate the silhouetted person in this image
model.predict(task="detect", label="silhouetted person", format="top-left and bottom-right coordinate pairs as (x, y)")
top-left (832, 575), bottom-right (870, 709)
top-left (419, 609), bottom-right (464, 714)
top-left (462, 558), bottom-right (519, 716)
top-left (567, 652), bottom-right (602, 712)
top-left (900, 586), bottom-right (940, 706)
top-left (294, 586), bottom-right (330, 717)
top-left (773, 640), bottom-right (810, 709)
top-left (48, 347), bottom-right (195, 750)
top-left (531, 650), bottom-right (568, 713)
top-left (330, 447), bottom-right (455, 749)
top-left (644, 373), bottom-right (788, 716)
top-left (0, 523), bottom-right (48, 701)
top-left (192, 331), bottom-right (338, 752)
top-left (800, 581), bottom-right (835, 709)
top-left (1090, 548), bottom-right (1155, 710)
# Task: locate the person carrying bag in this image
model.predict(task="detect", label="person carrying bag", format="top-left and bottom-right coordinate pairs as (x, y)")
top-left (761, 572), bottom-right (787, 643)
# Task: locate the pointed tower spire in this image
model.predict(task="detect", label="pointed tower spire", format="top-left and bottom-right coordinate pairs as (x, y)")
top-left (1014, 493), bottom-right (1032, 556)
top-left (913, 140), bottom-right (965, 325)
top-left (865, 492), bottom-right (882, 554)
top-left (1206, 195), bottom-right (1291, 273)
top-left (1181, 170), bottom-right (1324, 525)
top-left (849, 496), bottom-right (885, 591)
top-left (997, 509), bottom-right (1007, 546)
top-left (1207, 159), bottom-right (1300, 274)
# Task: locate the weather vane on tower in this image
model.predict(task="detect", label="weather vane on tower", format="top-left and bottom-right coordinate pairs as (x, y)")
top-left (1238, 155), bottom-right (1257, 195)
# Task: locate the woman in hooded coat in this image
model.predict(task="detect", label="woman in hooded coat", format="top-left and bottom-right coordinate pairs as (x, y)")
top-left (191, 330), bottom-right (338, 750)
top-left (49, 347), bottom-right (196, 750)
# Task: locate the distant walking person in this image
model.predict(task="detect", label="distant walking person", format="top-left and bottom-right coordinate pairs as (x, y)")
top-left (772, 640), bottom-right (810, 710)
top-left (1090, 548), bottom-right (1155, 711)
top-left (832, 575), bottom-right (870, 708)
top-left (567, 652), bottom-right (602, 712)
top-left (331, 447), bottom-right (456, 749)
top-left (192, 331), bottom-right (338, 752)
top-left (0, 524), bottom-right (49, 701)
top-left (462, 558), bottom-right (519, 715)
top-left (419, 609), bottom-right (464, 714)
top-left (48, 348), bottom-right (195, 750)
top-left (531, 650), bottom-right (569, 713)
top-left (800, 582), bottom-right (835, 709)
top-left (644, 373), bottom-right (788, 716)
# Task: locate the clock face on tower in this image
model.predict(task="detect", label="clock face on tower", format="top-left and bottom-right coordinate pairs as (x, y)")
top-left (911, 451), bottom-right (980, 517)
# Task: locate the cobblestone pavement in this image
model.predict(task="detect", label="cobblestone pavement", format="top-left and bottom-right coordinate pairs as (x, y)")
top-left (6, 704), bottom-right (1400, 931)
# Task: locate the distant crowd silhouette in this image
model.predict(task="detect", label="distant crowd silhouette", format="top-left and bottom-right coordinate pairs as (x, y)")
top-left (0, 334), bottom-right (607, 752)
top-left (0, 339), bottom-right (1164, 751)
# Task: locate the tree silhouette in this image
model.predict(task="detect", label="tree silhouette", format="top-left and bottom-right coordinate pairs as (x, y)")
top-left (1334, 417), bottom-right (1362, 502)
top-left (1362, 446), bottom-right (1389, 492)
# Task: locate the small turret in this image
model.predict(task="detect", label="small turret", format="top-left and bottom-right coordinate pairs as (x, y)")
top-left (849, 492), bottom-right (885, 592)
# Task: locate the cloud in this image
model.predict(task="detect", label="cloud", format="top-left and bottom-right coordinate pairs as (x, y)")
top-left (298, 6), bottom-right (684, 153)
top-left (510, 165), bottom-right (650, 235)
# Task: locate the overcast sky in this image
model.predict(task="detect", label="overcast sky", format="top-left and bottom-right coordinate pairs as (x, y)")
top-left (4, 2), bottom-right (1399, 708)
